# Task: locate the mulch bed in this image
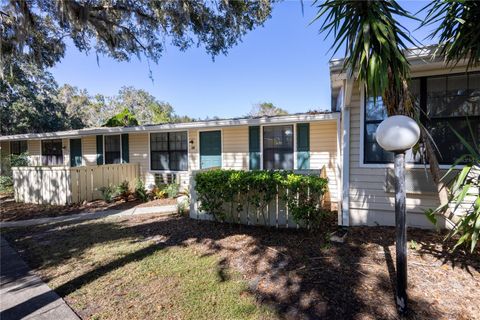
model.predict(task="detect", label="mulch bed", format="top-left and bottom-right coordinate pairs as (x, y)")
top-left (0, 194), bottom-right (177, 222)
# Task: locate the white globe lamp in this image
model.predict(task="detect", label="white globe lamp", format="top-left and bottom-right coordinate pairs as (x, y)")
top-left (375, 115), bottom-right (420, 315)
top-left (376, 115), bottom-right (420, 152)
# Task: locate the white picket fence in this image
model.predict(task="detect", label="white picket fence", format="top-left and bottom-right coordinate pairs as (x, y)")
top-left (12, 163), bottom-right (139, 205)
top-left (189, 168), bottom-right (331, 228)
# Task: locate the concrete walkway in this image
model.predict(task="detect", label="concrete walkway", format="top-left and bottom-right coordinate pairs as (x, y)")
top-left (0, 237), bottom-right (80, 320)
top-left (0, 205), bottom-right (178, 228)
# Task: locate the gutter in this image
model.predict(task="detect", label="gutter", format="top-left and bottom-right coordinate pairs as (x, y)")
top-left (0, 113), bottom-right (340, 141)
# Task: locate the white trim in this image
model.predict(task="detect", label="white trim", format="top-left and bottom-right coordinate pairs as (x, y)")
top-left (148, 130), bottom-right (190, 172)
top-left (198, 128), bottom-right (223, 169)
top-left (341, 84), bottom-right (350, 227)
top-left (335, 115), bottom-right (342, 220)
top-left (0, 113), bottom-right (339, 142)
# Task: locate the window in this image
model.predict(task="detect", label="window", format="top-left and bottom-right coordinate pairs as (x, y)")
top-left (364, 97), bottom-right (394, 163)
top-left (426, 73), bottom-right (480, 164)
top-left (10, 140), bottom-right (27, 155)
top-left (263, 125), bottom-right (294, 170)
top-left (104, 135), bottom-right (121, 164)
top-left (41, 139), bottom-right (63, 165)
top-left (150, 132), bottom-right (188, 171)
top-left (364, 72), bottom-right (480, 164)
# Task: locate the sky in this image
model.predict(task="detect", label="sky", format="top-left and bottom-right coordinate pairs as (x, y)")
top-left (49, 0), bottom-right (437, 120)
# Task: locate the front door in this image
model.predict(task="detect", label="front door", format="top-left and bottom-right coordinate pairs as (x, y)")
top-left (70, 138), bottom-right (82, 167)
top-left (200, 131), bottom-right (221, 169)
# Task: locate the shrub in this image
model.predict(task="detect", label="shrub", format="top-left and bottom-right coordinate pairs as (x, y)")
top-left (99, 186), bottom-right (115, 203)
top-left (116, 181), bottom-right (130, 201)
top-left (135, 178), bottom-right (148, 202)
top-left (152, 186), bottom-right (167, 199)
top-left (10, 153), bottom-right (29, 167)
top-left (165, 183), bottom-right (180, 198)
top-left (177, 196), bottom-right (190, 215)
top-left (0, 175), bottom-right (13, 193)
top-left (426, 123), bottom-right (480, 253)
top-left (194, 169), bottom-right (329, 228)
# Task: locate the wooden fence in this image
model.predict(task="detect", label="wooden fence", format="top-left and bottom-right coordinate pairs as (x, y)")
top-left (189, 167), bottom-right (331, 229)
top-left (12, 163), bottom-right (139, 205)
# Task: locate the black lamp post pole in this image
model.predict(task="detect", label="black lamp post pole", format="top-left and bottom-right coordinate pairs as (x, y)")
top-left (394, 151), bottom-right (407, 314)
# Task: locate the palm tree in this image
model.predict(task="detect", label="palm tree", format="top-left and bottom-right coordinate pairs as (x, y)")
top-left (313, 0), bottom-right (416, 115)
top-left (312, 0), bottom-right (456, 223)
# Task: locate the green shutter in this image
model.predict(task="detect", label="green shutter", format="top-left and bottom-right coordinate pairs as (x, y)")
top-left (296, 123), bottom-right (310, 169)
top-left (70, 139), bottom-right (82, 167)
top-left (199, 131), bottom-right (222, 169)
top-left (249, 126), bottom-right (261, 170)
top-left (96, 135), bottom-right (103, 165)
top-left (121, 134), bottom-right (129, 163)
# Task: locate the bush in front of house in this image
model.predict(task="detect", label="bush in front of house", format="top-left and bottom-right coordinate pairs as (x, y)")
top-left (99, 186), bottom-right (115, 203)
top-left (116, 180), bottom-right (130, 201)
top-left (0, 175), bottom-right (13, 193)
top-left (165, 183), bottom-right (180, 198)
top-left (135, 178), bottom-right (148, 202)
top-left (194, 169), bottom-right (329, 229)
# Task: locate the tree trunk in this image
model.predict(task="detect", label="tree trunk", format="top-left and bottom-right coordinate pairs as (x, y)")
top-left (382, 70), bottom-right (455, 228)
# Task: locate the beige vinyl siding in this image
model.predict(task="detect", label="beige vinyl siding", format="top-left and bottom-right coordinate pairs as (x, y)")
top-left (188, 129), bottom-right (199, 171)
top-left (222, 126), bottom-right (248, 170)
top-left (27, 140), bottom-right (41, 166)
top-left (82, 136), bottom-right (97, 166)
top-left (136, 131), bottom-right (191, 190)
top-left (310, 121), bottom-right (339, 208)
top-left (347, 88), bottom-right (442, 228)
top-left (129, 133), bottom-right (152, 186)
top-left (62, 138), bottom-right (70, 166)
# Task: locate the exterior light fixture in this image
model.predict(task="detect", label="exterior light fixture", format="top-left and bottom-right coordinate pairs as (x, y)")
top-left (376, 115), bottom-right (420, 315)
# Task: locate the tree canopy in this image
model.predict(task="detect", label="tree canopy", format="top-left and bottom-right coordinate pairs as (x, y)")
top-left (1, 0), bottom-right (274, 72)
top-left (248, 102), bottom-right (288, 117)
top-left (0, 58), bottom-right (78, 135)
top-left (103, 108), bottom-right (139, 127)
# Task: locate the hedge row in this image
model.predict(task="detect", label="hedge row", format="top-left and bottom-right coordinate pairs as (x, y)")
top-left (194, 169), bottom-right (330, 229)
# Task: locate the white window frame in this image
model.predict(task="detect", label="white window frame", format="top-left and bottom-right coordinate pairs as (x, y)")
top-left (359, 87), bottom-right (464, 170)
top-left (260, 123), bottom-right (297, 170)
top-left (148, 130), bottom-right (190, 173)
top-left (103, 134), bottom-right (123, 165)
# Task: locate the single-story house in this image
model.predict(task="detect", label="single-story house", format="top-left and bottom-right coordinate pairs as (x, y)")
top-left (1, 46), bottom-right (478, 228)
top-left (0, 113), bottom-right (341, 209)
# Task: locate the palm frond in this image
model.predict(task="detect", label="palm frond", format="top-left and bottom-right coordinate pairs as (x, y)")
top-left (421, 0), bottom-right (480, 70)
top-left (312, 0), bottom-right (418, 100)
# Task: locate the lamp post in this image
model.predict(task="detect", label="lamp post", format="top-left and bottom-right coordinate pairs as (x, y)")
top-left (375, 115), bottom-right (420, 315)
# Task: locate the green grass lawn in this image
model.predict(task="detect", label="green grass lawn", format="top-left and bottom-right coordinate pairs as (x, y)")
top-left (4, 216), bottom-right (275, 320)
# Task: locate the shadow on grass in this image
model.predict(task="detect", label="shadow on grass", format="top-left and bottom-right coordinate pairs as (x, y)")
top-left (5, 216), bottom-right (475, 319)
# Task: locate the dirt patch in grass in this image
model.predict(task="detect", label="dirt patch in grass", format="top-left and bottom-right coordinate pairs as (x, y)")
top-left (4, 215), bottom-right (479, 319)
top-left (0, 195), bottom-right (177, 222)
